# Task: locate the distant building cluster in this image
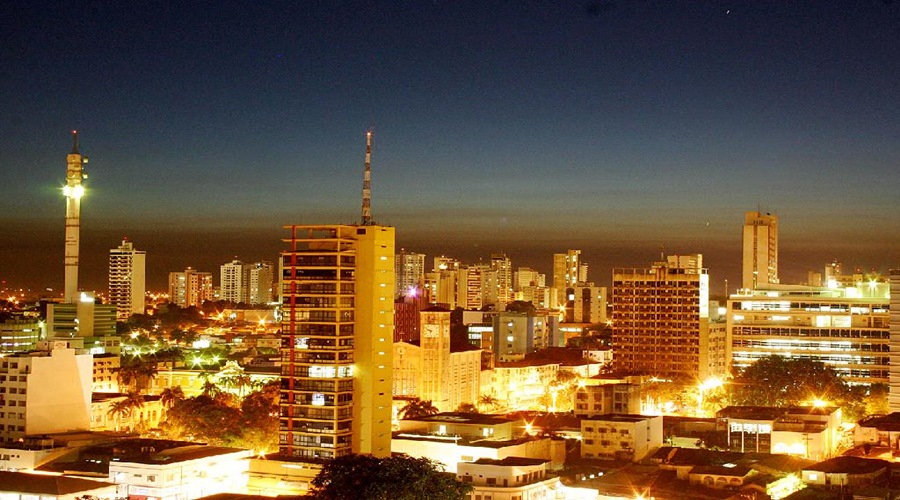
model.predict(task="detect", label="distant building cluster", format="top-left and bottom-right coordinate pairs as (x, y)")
top-left (2, 135), bottom-right (900, 500)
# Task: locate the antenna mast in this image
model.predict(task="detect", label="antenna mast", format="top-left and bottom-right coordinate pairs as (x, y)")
top-left (361, 129), bottom-right (373, 225)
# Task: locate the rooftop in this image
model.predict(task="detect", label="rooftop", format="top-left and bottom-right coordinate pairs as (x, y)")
top-left (470, 457), bottom-right (548, 467)
top-left (0, 471), bottom-right (115, 495)
top-left (409, 412), bottom-right (517, 426)
top-left (805, 456), bottom-right (890, 475)
top-left (583, 413), bottom-right (656, 423)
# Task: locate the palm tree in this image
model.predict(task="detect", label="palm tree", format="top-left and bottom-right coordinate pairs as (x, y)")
top-left (479, 394), bottom-right (500, 413)
top-left (107, 392), bottom-right (145, 432)
top-left (399, 399), bottom-right (439, 420)
top-left (160, 386), bottom-right (186, 410)
top-left (201, 379), bottom-right (221, 399)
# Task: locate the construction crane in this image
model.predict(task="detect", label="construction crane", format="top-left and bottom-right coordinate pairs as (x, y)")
top-left (361, 129), bottom-right (373, 225)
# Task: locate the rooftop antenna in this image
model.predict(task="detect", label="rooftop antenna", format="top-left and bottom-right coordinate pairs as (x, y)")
top-left (361, 129), bottom-right (374, 225)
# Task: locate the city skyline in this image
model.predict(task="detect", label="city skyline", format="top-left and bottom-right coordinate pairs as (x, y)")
top-left (2, 1), bottom-right (898, 292)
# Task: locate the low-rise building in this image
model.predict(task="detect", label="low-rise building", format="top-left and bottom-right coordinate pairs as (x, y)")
top-left (574, 379), bottom-right (641, 418)
top-left (457, 457), bottom-right (598, 500)
top-left (717, 406), bottom-right (842, 460)
top-left (92, 353), bottom-right (120, 393)
top-left (0, 470), bottom-right (118, 499)
top-left (108, 444), bottom-right (251, 500)
top-left (0, 346), bottom-right (92, 443)
top-left (580, 414), bottom-right (663, 462)
top-left (90, 393), bottom-right (164, 433)
top-left (801, 456), bottom-right (890, 491)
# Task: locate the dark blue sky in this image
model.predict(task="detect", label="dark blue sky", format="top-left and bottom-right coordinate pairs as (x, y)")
top-left (1, 1), bottom-right (898, 292)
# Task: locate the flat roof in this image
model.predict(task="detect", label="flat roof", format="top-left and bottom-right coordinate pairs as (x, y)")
top-left (410, 412), bottom-right (516, 425)
top-left (583, 414), bottom-right (655, 423)
top-left (0, 471), bottom-right (115, 495)
top-left (470, 457), bottom-right (547, 467)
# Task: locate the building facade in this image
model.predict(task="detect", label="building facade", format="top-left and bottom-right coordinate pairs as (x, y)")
top-left (168, 268), bottom-right (213, 308)
top-left (279, 225), bottom-right (394, 459)
top-left (612, 255), bottom-right (711, 380)
top-left (742, 211), bottom-right (778, 290)
top-left (395, 249), bottom-right (426, 299)
top-left (729, 282), bottom-right (890, 385)
top-left (108, 239), bottom-right (146, 320)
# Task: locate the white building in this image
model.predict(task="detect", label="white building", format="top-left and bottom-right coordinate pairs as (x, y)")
top-left (580, 414), bottom-right (663, 462)
top-left (0, 346), bottom-right (92, 443)
top-left (457, 457), bottom-right (598, 500)
top-left (220, 259), bottom-right (245, 303)
top-left (168, 268), bottom-right (213, 308)
top-left (106, 444), bottom-right (251, 500)
top-left (729, 282), bottom-right (890, 385)
top-left (108, 239), bottom-right (146, 320)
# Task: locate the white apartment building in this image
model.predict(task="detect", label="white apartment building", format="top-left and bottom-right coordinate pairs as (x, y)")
top-left (0, 346), bottom-right (92, 443)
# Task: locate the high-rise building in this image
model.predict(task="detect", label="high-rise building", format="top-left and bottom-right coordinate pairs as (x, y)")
top-left (168, 268), bottom-right (213, 308)
top-left (742, 211), bottom-right (778, 290)
top-left (247, 261), bottom-right (275, 305)
top-left (220, 260), bottom-right (245, 303)
top-left (612, 255), bottom-right (711, 380)
top-left (552, 250), bottom-right (581, 292)
top-left (108, 239), bottom-right (146, 320)
top-left (490, 253), bottom-right (513, 306)
top-left (395, 250), bottom-right (426, 299)
top-left (730, 280), bottom-right (889, 386)
top-left (280, 225), bottom-right (394, 459)
top-left (890, 269), bottom-right (900, 411)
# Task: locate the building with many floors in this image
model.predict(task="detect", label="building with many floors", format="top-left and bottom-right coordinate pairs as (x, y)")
top-left (279, 224), bottom-right (394, 460)
top-left (108, 238), bottom-right (146, 320)
top-left (742, 211), bottom-right (779, 290)
top-left (729, 281), bottom-right (890, 385)
top-left (611, 255), bottom-right (712, 380)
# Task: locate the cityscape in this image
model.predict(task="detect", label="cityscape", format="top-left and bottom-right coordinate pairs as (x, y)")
top-left (2, 2), bottom-right (900, 500)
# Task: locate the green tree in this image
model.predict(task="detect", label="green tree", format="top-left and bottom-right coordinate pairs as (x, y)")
top-left (160, 395), bottom-right (244, 445)
top-left (309, 454), bottom-right (471, 500)
top-left (730, 356), bottom-right (848, 407)
top-left (398, 399), bottom-right (439, 419)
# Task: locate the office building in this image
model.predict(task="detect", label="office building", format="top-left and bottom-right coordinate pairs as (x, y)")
top-left (280, 224), bottom-right (394, 459)
top-left (168, 268), bottom-right (213, 308)
top-left (611, 255), bottom-right (711, 380)
top-left (730, 281), bottom-right (889, 385)
top-left (108, 239), bottom-right (146, 320)
top-left (0, 318), bottom-right (42, 353)
top-left (742, 211), bottom-right (778, 290)
top-left (47, 293), bottom-right (117, 341)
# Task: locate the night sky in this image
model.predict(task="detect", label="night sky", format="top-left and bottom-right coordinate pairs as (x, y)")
top-left (1, 1), bottom-right (899, 294)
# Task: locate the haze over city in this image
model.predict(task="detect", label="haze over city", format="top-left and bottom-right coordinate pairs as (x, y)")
top-left (2, 1), bottom-right (898, 292)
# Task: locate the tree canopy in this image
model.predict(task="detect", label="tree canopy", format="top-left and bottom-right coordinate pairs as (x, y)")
top-left (730, 356), bottom-right (848, 407)
top-left (309, 454), bottom-right (471, 500)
